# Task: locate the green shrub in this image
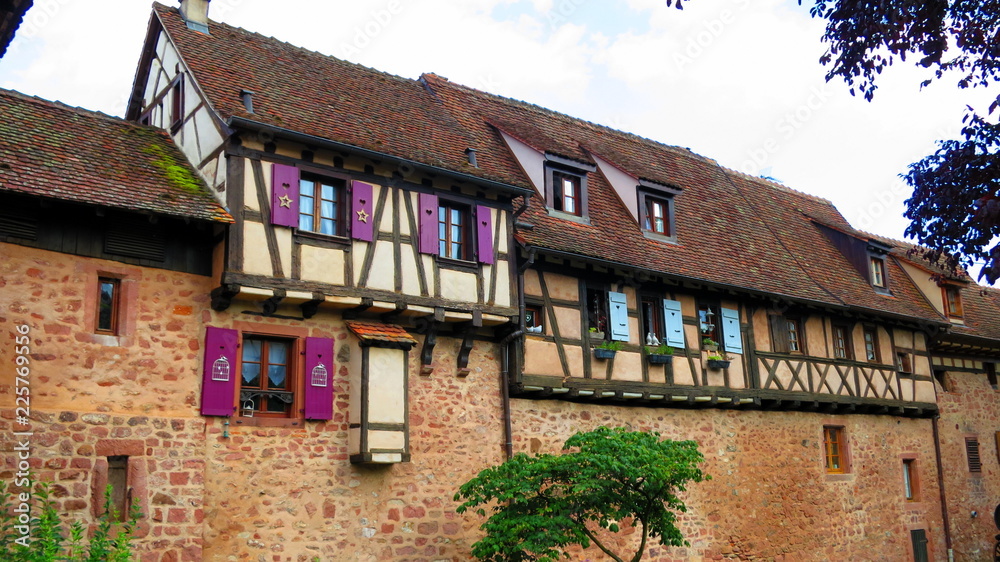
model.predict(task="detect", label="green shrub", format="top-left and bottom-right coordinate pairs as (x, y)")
top-left (1, 480), bottom-right (141, 561)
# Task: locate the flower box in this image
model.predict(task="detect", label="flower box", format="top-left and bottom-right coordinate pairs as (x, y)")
top-left (707, 359), bottom-right (731, 370)
top-left (593, 348), bottom-right (617, 360)
top-left (646, 354), bottom-right (673, 365)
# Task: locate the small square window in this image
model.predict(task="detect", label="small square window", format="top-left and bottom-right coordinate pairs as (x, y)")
top-left (823, 426), bottom-right (847, 474)
top-left (438, 201), bottom-right (470, 261)
top-left (896, 352), bottom-right (912, 374)
top-left (96, 277), bottom-right (121, 335)
top-left (545, 165), bottom-right (589, 219)
top-left (299, 174), bottom-right (346, 236)
top-left (525, 305), bottom-right (543, 334)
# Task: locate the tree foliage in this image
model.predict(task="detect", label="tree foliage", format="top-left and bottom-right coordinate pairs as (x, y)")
top-left (666, 0), bottom-right (1000, 282)
top-left (454, 427), bottom-right (709, 562)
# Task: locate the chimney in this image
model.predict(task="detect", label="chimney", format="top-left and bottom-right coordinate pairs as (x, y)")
top-left (179, 0), bottom-right (211, 34)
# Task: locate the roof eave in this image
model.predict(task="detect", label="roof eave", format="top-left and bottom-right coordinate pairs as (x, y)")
top-left (228, 117), bottom-right (534, 198)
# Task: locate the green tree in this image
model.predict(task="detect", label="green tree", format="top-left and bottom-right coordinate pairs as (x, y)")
top-left (454, 426), bottom-right (709, 562)
top-left (667, 0), bottom-right (1000, 283)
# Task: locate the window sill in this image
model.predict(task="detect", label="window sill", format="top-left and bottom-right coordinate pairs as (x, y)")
top-left (294, 230), bottom-right (350, 249)
top-left (232, 416), bottom-right (305, 428)
top-left (546, 208), bottom-right (590, 225)
top-left (825, 472), bottom-right (853, 482)
top-left (436, 256), bottom-right (479, 272)
top-left (642, 231), bottom-right (679, 245)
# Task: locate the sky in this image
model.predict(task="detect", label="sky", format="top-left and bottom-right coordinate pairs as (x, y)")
top-left (1, 0), bottom-right (993, 280)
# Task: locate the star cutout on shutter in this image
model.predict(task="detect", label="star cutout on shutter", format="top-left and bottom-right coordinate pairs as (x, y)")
top-left (278, 194), bottom-right (293, 208)
top-left (356, 209), bottom-right (369, 223)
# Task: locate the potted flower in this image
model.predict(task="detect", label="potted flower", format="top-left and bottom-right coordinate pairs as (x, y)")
top-left (702, 337), bottom-right (719, 352)
top-left (706, 353), bottom-right (732, 370)
top-left (593, 340), bottom-right (623, 360)
top-left (589, 326), bottom-right (605, 341)
top-left (645, 344), bottom-right (674, 365)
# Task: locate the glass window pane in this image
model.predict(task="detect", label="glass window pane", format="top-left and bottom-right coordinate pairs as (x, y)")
top-left (242, 339), bottom-right (262, 363)
top-left (267, 365), bottom-right (287, 389)
top-left (451, 242), bottom-right (461, 258)
top-left (98, 281), bottom-right (115, 331)
top-left (299, 180), bottom-right (314, 197)
top-left (321, 201), bottom-right (335, 219)
top-left (321, 184), bottom-right (335, 201)
top-left (241, 364), bottom-right (260, 387)
top-left (268, 342), bottom-right (287, 364)
top-left (321, 219), bottom-right (335, 235)
top-left (299, 215), bottom-right (313, 231)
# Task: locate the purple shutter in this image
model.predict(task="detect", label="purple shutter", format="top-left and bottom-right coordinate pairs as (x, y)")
top-left (418, 193), bottom-right (438, 255)
top-left (303, 337), bottom-right (335, 420)
top-left (270, 163), bottom-right (299, 227)
top-left (476, 204), bottom-right (494, 264)
top-left (351, 181), bottom-right (374, 241)
top-left (201, 327), bottom-right (239, 416)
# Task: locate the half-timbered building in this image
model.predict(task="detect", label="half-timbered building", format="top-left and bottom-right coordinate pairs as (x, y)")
top-left (5, 1), bottom-right (1000, 560)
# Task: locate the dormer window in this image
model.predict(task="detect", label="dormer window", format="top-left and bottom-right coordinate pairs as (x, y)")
top-left (637, 180), bottom-right (681, 242)
top-left (870, 256), bottom-right (886, 288)
top-left (544, 154), bottom-right (595, 223)
top-left (943, 285), bottom-right (964, 319)
top-left (552, 170), bottom-right (582, 215)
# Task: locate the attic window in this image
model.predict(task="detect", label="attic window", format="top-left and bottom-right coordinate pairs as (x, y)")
top-left (543, 154), bottom-right (595, 223)
top-left (637, 180), bottom-right (681, 242)
top-left (943, 285), bottom-right (963, 319)
top-left (870, 256), bottom-right (886, 288)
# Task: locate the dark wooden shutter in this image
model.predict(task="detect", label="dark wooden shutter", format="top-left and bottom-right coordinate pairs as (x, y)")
top-left (270, 163), bottom-right (299, 227)
top-left (909, 529), bottom-right (928, 562)
top-left (418, 193), bottom-right (438, 255)
top-left (351, 181), bottom-right (374, 241)
top-left (966, 437), bottom-right (982, 472)
top-left (769, 315), bottom-right (790, 353)
top-left (201, 327), bottom-right (239, 416)
top-left (721, 307), bottom-right (743, 354)
top-left (303, 337), bottom-right (334, 420)
top-left (609, 291), bottom-right (629, 342)
top-left (662, 299), bottom-right (685, 348)
top-left (476, 205), bottom-right (494, 264)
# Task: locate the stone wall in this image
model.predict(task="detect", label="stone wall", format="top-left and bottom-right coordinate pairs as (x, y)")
top-left (510, 399), bottom-right (946, 561)
top-left (935, 369), bottom-right (1000, 560)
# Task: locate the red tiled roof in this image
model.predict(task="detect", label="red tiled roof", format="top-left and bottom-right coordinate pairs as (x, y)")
top-left (346, 321), bottom-right (417, 345)
top-left (0, 88), bottom-right (232, 223)
top-left (154, 3), bottom-right (966, 328)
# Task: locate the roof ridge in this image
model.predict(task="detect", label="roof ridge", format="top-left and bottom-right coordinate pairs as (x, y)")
top-left (719, 162), bottom-right (836, 206)
top-left (0, 87), bottom-right (158, 130)
top-left (420, 73), bottom-right (710, 162)
top-left (155, 3), bottom-right (422, 90)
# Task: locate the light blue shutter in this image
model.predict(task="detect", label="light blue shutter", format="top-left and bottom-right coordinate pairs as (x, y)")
top-left (662, 299), bottom-right (685, 348)
top-left (609, 291), bottom-right (630, 342)
top-left (721, 307), bottom-right (743, 354)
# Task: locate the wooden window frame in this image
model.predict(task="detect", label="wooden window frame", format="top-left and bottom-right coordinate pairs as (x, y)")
top-left (640, 295), bottom-right (664, 344)
top-left (869, 256), bottom-right (887, 288)
top-left (787, 317), bottom-right (804, 353)
top-left (638, 189), bottom-right (677, 241)
top-left (965, 436), bottom-right (982, 473)
top-left (832, 323), bottom-right (852, 360)
top-left (545, 165), bottom-right (589, 220)
top-left (823, 426), bottom-right (848, 474)
top-left (699, 303), bottom-right (721, 345)
top-left (942, 285), bottom-right (964, 319)
top-left (863, 326), bottom-right (880, 363)
top-left (437, 199), bottom-right (471, 262)
top-left (525, 305), bottom-right (543, 333)
top-left (169, 75), bottom-right (184, 134)
top-left (96, 277), bottom-right (121, 335)
top-left (896, 351), bottom-right (912, 374)
top-left (239, 335), bottom-right (300, 419)
top-left (298, 173), bottom-right (347, 237)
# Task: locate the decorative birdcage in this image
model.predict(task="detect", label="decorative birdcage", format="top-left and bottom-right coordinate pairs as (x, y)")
top-left (211, 356), bottom-right (230, 381)
top-left (310, 362), bottom-right (328, 387)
